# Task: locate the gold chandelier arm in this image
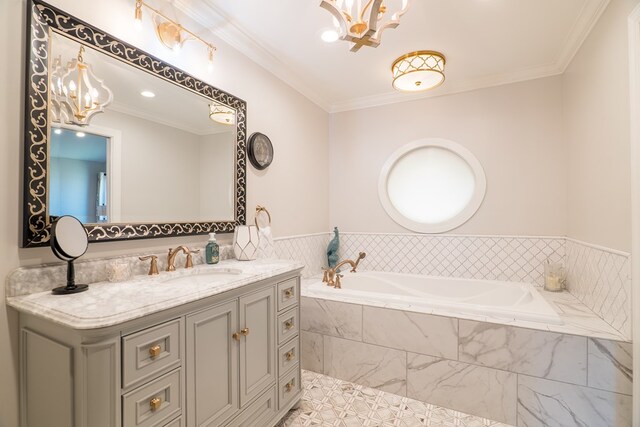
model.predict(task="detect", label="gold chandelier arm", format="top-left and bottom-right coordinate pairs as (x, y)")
top-left (359, 0), bottom-right (375, 22)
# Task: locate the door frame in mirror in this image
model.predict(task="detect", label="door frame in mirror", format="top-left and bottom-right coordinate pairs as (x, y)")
top-left (23, 0), bottom-right (247, 247)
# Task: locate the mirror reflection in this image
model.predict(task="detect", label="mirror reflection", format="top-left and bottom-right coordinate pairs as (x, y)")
top-left (48, 33), bottom-right (237, 224)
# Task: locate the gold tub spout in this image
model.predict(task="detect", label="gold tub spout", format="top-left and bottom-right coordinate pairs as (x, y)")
top-left (322, 252), bottom-right (366, 288)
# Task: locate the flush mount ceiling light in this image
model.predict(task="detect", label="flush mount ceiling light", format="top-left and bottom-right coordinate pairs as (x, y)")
top-left (49, 46), bottom-right (113, 126)
top-left (140, 90), bottom-right (156, 98)
top-left (392, 50), bottom-right (446, 92)
top-left (135, 0), bottom-right (216, 68)
top-left (209, 103), bottom-right (236, 126)
top-left (320, 0), bottom-right (410, 52)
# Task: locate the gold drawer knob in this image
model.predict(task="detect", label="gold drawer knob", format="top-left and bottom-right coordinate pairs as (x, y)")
top-left (241, 327), bottom-right (250, 336)
top-left (284, 289), bottom-right (293, 298)
top-left (285, 350), bottom-right (294, 361)
top-left (150, 397), bottom-right (162, 411)
top-left (232, 332), bottom-right (240, 341)
top-left (149, 345), bottom-right (161, 359)
top-left (284, 320), bottom-right (294, 330)
top-left (285, 380), bottom-right (295, 393)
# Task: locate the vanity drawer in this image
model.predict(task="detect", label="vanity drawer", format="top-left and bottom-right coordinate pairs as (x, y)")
top-left (122, 368), bottom-right (182, 427)
top-left (278, 365), bottom-right (301, 411)
top-left (277, 308), bottom-right (298, 345)
top-left (276, 278), bottom-right (298, 312)
top-left (122, 318), bottom-right (183, 389)
top-left (226, 386), bottom-right (277, 427)
top-left (164, 417), bottom-right (182, 427)
top-left (278, 337), bottom-right (300, 377)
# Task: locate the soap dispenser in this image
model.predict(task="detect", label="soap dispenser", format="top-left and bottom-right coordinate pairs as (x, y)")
top-left (205, 233), bottom-right (220, 264)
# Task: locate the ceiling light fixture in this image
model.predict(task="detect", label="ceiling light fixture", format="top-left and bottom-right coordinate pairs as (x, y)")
top-left (135, 0), bottom-right (216, 70)
top-left (76, 132), bottom-right (86, 138)
top-left (320, 0), bottom-right (410, 52)
top-left (209, 103), bottom-right (236, 126)
top-left (49, 45), bottom-right (113, 126)
top-left (391, 50), bottom-right (446, 92)
top-left (140, 90), bottom-right (156, 98)
top-left (321, 29), bottom-right (339, 43)
top-left (53, 128), bottom-right (62, 135)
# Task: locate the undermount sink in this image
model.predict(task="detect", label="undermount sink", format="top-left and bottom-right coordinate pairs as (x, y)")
top-left (160, 268), bottom-right (244, 286)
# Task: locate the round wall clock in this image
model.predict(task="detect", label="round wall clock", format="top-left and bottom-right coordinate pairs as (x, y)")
top-left (247, 132), bottom-right (274, 170)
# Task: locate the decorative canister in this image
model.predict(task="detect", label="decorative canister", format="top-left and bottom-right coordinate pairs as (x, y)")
top-left (233, 225), bottom-right (259, 261)
top-left (543, 260), bottom-right (565, 292)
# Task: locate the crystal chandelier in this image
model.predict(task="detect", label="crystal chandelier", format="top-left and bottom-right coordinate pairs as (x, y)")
top-left (320, 0), bottom-right (410, 51)
top-left (49, 46), bottom-right (113, 126)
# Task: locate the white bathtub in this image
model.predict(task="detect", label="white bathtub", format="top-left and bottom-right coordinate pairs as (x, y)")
top-left (307, 271), bottom-right (563, 325)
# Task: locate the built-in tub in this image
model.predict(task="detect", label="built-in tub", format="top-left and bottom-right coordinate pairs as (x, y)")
top-left (307, 271), bottom-right (563, 325)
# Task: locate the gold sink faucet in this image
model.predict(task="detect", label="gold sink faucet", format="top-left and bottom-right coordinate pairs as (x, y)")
top-left (167, 246), bottom-right (199, 271)
top-left (322, 252), bottom-right (366, 289)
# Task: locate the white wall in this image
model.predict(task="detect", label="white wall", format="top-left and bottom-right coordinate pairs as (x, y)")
top-left (0, 0), bottom-right (329, 425)
top-left (329, 76), bottom-right (567, 237)
top-left (199, 132), bottom-right (236, 221)
top-left (563, 0), bottom-right (638, 253)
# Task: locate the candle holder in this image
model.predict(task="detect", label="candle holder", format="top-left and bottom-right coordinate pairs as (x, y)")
top-left (543, 260), bottom-right (565, 292)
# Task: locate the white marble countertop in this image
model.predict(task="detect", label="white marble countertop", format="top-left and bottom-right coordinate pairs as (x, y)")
top-left (6, 259), bottom-right (303, 330)
top-left (301, 276), bottom-right (628, 342)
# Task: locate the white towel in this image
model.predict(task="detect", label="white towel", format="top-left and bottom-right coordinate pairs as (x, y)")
top-left (257, 225), bottom-right (275, 259)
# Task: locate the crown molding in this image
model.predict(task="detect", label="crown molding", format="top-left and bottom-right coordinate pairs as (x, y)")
top-left (171, 0), bottom-right (332, 112)
top-left (169, 0), bottom-right (608, 114)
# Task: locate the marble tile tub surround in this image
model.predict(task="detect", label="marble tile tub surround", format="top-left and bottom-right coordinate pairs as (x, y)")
top-left (300, 297), bottom-right (633, 426)
top-left (565, 238), bottom-right (632, 340)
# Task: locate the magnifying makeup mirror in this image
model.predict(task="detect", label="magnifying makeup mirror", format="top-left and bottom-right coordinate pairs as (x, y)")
top-left (50, 215), bottom-right (89, 295)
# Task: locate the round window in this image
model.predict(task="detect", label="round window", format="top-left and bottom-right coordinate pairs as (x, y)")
top-left (378, 138), bottom-right (486, 233)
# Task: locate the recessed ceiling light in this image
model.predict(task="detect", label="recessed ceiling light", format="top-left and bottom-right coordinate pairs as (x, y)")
top-left (53, 128), bottom-right (62, 135)
top-left (140, 90), bottom-right (156, 98)
top-left (76, 131), bottom-right (86, 138)
top-left (321, 29), bottom-right (339, 43)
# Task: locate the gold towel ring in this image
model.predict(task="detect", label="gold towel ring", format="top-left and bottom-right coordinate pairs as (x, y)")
top-left (255, 205), bottom-right (272, 230)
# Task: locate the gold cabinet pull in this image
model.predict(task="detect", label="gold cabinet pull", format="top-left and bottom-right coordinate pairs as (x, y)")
top-left (285, 380), bottom-right (295, 392)
top-left (284, 289), bottom-right (293, 298)
top-left (284, 320), bottom-right (294, 330)
top-left (150, 397), bottom-right (162, 411)
top-left (149, 345), bottom-right (161, 359)
top-left (285, 350), bottom-right (294, 361)
top-left (240, 327), bottom-right (250, 336)
top-left (232, 332), bottom-right (240, 341)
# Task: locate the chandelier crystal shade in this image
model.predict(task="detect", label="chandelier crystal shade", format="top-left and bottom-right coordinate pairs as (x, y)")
top-left (392, 50), bottom-right (446, 92)
top-left (209, 103), bottom-right (236, 126)
top-left (320, 0), bottom-right (410, 51)
top-left (49, 46), bottom-right (113, 126)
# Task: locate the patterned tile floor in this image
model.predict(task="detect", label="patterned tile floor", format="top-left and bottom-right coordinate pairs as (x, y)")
top-left (277, 370), bottom-right (512, 427)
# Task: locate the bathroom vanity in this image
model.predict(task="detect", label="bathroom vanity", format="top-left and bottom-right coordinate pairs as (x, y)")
top-left (8, 260), bottom-right (303, 427)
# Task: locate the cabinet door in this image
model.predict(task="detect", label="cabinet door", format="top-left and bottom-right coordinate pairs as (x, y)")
top-left (186, 301), bottom-right (239, 427)
top-left (239, 286), bottom-right (276, 406)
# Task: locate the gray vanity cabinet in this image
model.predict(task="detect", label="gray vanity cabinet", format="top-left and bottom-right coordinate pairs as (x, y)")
top-left (18, 271), bottom-right (301, 427)
top-left (186, 300), bottom-right (239, 427)
top-left (186, 286), bottom-right (276, 427)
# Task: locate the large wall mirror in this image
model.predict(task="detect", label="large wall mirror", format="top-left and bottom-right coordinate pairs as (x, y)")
top-left (23, 0), bottom-right (247, 247)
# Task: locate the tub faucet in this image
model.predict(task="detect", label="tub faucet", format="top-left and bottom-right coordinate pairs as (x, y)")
top-left (322, 252), bottom-right (366, 289)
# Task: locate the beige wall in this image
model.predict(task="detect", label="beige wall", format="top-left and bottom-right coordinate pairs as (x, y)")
top-left (563, 0), bottom-right (638, 252)
top-left (329, 76), bottom-right (567, 237)
top-left (0, 0), bottom-right (329, 425)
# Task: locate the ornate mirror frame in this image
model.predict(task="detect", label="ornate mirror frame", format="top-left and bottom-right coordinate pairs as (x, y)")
top-left (23, 0), bottom-right (247, 248)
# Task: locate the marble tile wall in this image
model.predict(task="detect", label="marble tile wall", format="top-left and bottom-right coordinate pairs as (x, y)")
top-left (300, 297), bottom-right (633, 427)
top-left (565, 239), bottom-right (632, 340)
top-left (273, 233), bottom-right (329, 278)
top-left (338, 233), bottom-right (565, 286)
